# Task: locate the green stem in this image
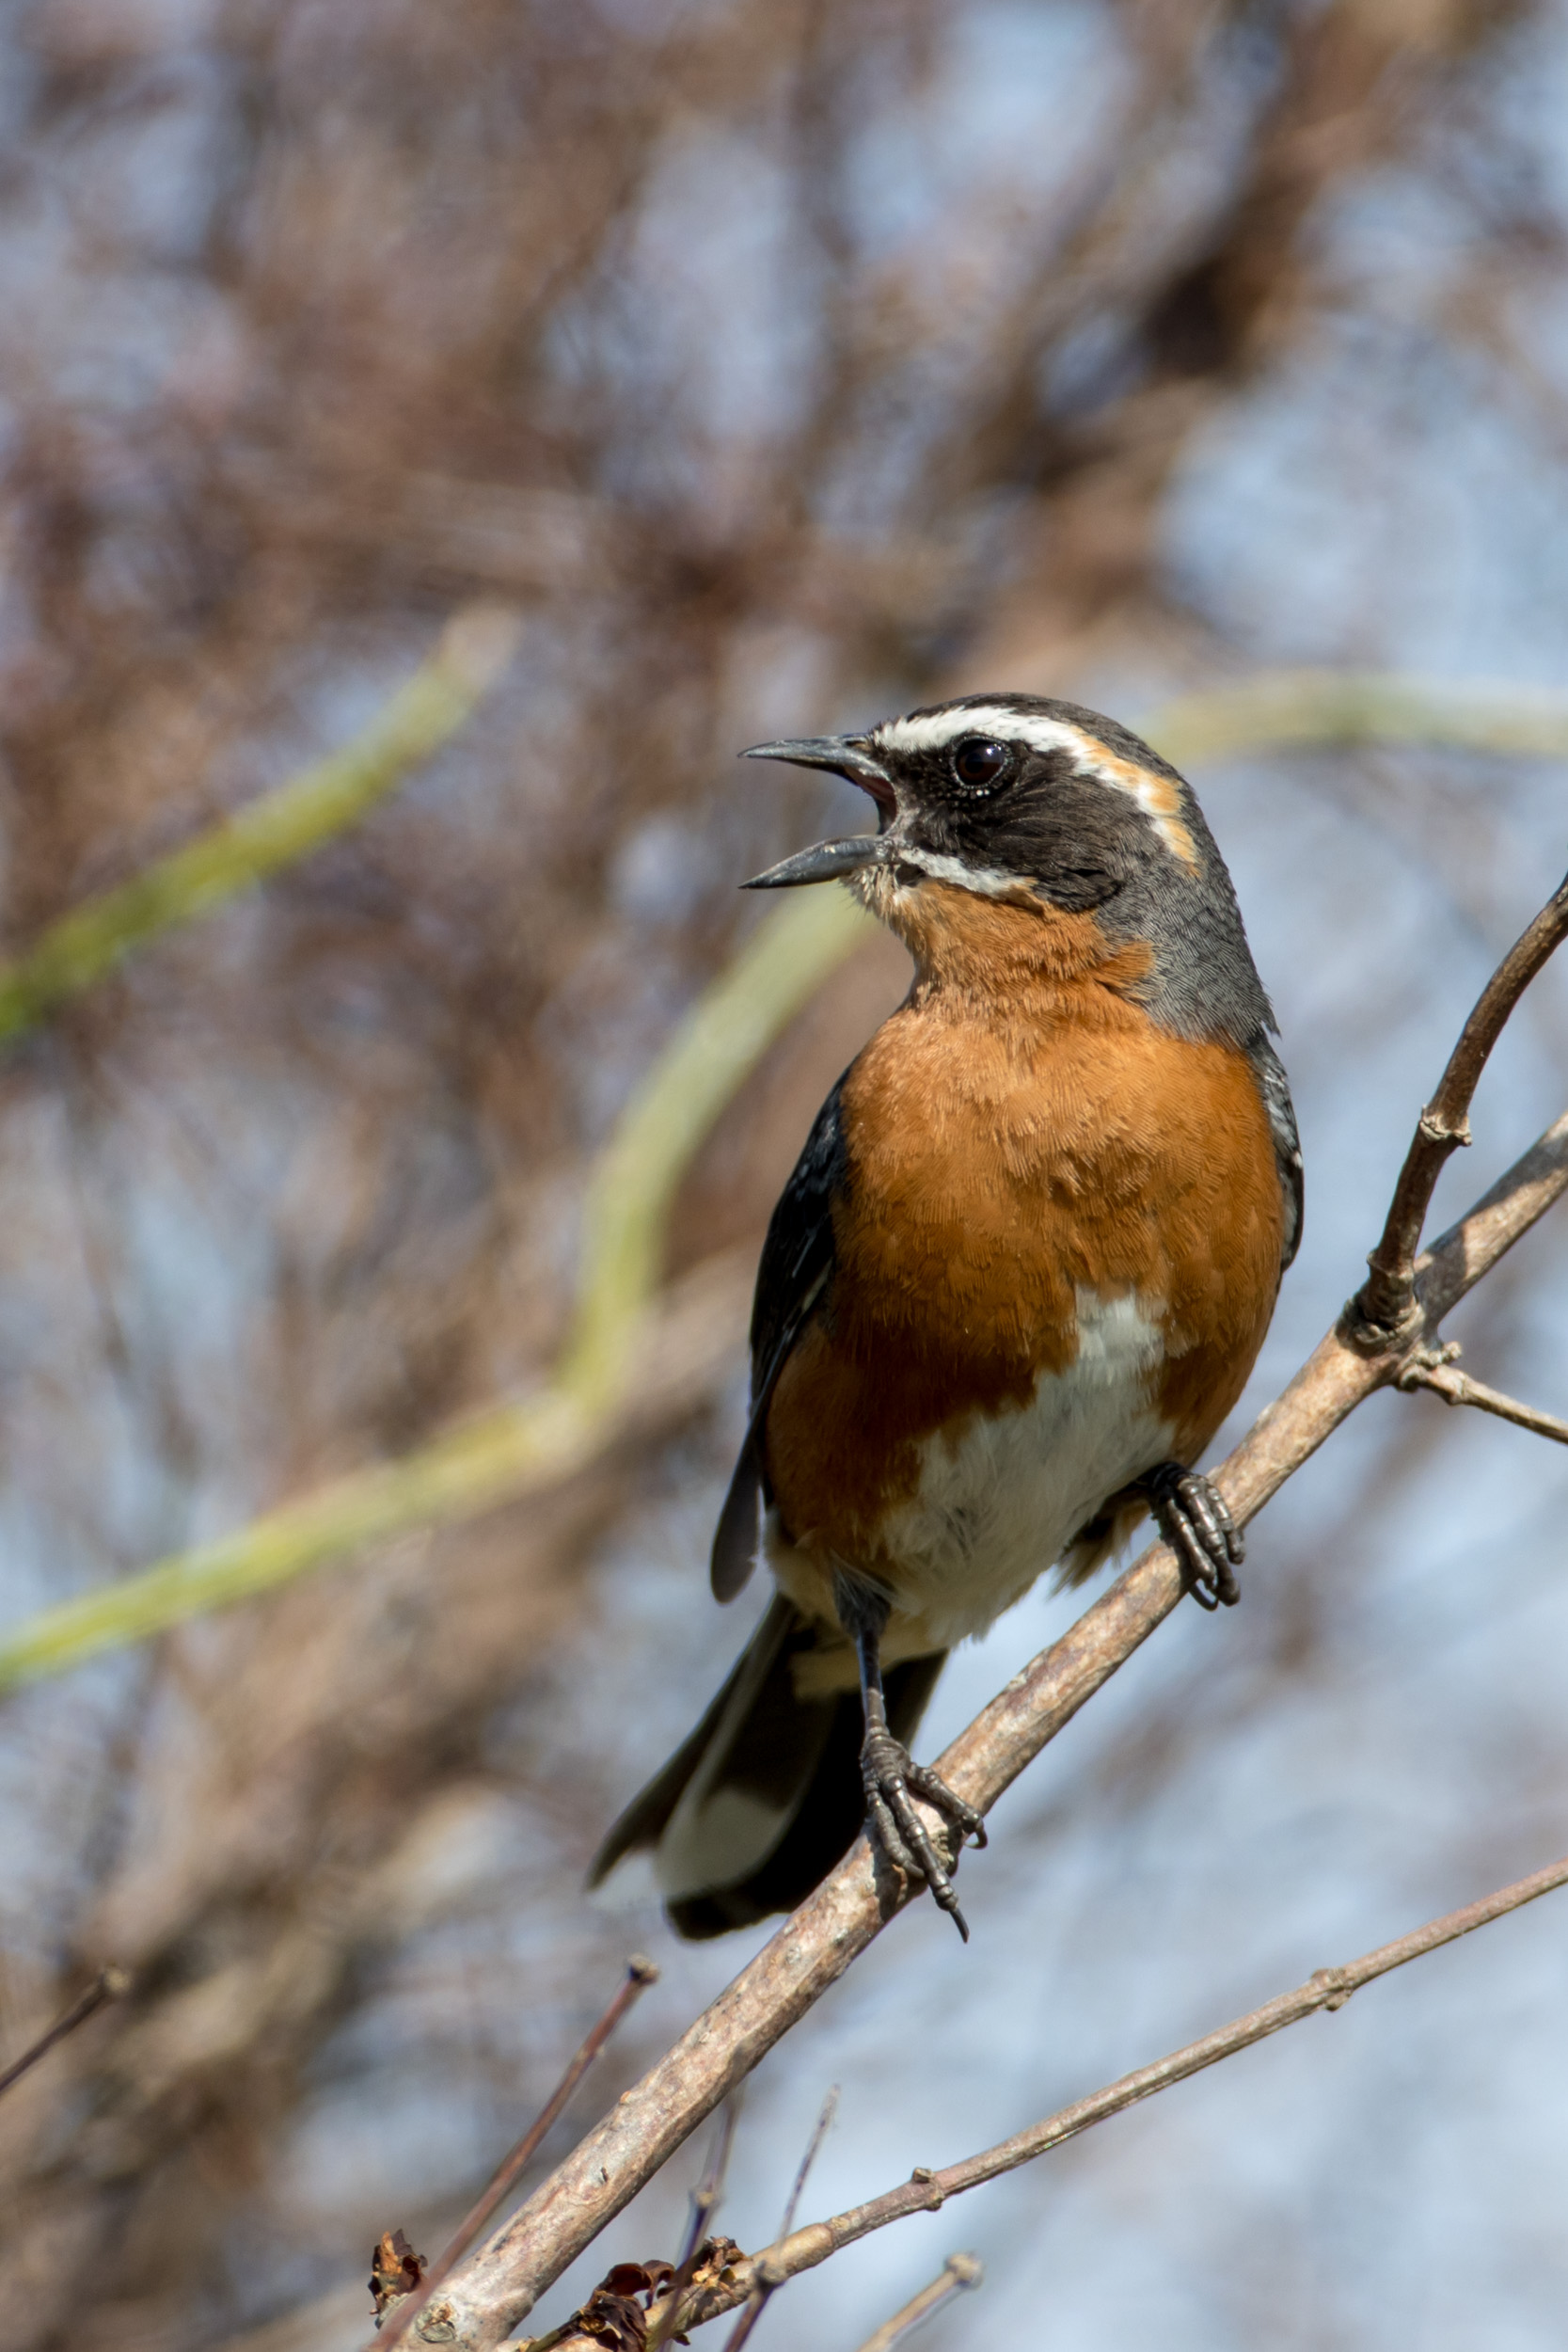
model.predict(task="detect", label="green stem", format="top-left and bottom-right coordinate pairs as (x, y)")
top-left (0, 1389), bottom-right (592, 1688)
top-left (559, 885), bottom-right (870, 1409)
top-left (0, 603), bottom-right (521, 1040)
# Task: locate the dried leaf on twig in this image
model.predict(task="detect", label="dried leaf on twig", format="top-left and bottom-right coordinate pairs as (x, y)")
top-left (370, 2231), bottom-right (428, 2324)
top-left (647, 2238), bottom-right (746, 2344)
top-left (542, 2257), bottom-right (683, 2351)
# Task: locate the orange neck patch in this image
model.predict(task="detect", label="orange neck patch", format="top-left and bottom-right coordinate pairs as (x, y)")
top-left (856, 875), bottom-right (1154, 1009)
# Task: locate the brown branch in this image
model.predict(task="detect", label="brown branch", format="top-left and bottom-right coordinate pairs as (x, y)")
top-left (0, 1965), bottom-right (130, 2102)
top-left (1397, 1346), bottom-right (1568, 1446)
top-left (372, 1959), bottom-right (657, 2352)
top-left (665, 1851), bottom-right (1568, 2329)
top-left (1355, 867), bottom-right (1568, 1337)
top-left (423, 1108), bottom-right (1568, 2350)
top-left (850, 2254), bottom-right (983, 2352)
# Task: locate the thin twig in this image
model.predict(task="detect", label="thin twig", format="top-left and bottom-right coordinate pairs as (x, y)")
top-left (721, 2087), bottom-right (839, 2351)
top-left (779, 2086), bottom-right (839, 2239)
top-left (1356, 866), bottom-right (1568, 1336)
top-left (0, 1966), bottom-right (130, 2102)
top-left (372, 1958), bottom-right (658, 2352)
top-left (1397, 1347), bottom-right (1568, 1445)
top-left (647, 2103), bottom-right (739, 2352)
top-left (851, 2255), bottom-right (983, 2352)
top-left (678, 1852), bottom-right (1568, 2328)
top-left (679, 2103), bottom-right (740, 2267)
top-left (388, 1104), bottom-right (1568, 2352)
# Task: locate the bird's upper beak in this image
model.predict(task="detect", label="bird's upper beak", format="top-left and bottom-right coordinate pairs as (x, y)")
top-left (738, 734), bottom-right (895, 890)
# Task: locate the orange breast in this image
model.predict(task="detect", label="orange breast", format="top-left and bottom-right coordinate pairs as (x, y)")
top-left (763, 885), bottom-right (1284, 1567)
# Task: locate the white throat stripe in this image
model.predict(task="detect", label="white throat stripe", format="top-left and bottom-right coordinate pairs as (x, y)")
top-left (894, 846), bottom-right (1034, 898)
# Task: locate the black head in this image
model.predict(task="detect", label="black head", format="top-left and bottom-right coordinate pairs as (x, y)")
top-left (742, 691), bottom-right (1277, 1049)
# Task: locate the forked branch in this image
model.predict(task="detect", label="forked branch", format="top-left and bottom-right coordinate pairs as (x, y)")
top-left (1354, 867), bottom-right (1568, 1337)
top-left (1397, 1346), bottom-right (1568, 1446)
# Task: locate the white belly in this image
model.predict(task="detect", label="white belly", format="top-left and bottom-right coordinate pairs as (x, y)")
top-left (868, 1287), bottom-right (1172, 1650)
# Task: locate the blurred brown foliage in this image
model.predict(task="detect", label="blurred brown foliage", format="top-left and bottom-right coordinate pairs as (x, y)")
top-left (0, 2), bottom-right (1560, 2347)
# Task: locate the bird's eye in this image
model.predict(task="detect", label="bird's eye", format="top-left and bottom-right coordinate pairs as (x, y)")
top-left (950, 736), bottom-right (1011, 794)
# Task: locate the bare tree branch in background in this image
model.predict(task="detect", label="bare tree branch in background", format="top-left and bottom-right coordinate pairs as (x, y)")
top-left (0, 1965), bottom-right (128, 2103)
top-left (0, 4), bottom-right (1564, 2345)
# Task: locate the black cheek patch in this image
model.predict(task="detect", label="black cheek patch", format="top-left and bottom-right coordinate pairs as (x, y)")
top-left (966, 774), bottom-right (1138, 904)
top-left (1032, 868), bottom-right (1124, 914)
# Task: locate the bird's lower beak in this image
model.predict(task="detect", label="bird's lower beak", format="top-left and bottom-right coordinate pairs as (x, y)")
top-left (739, 732), bottom-right (895, 891)
top-left (741, 834), bottom-right (885, 890)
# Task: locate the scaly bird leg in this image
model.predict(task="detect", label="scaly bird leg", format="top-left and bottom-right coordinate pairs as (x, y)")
top-left (1141, 1462), bottom-right (1243, 1610)
top-left (832, 1572), bottom-right (986, 1942)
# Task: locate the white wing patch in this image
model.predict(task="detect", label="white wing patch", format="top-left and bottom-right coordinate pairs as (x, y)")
top-left (875, 705), bottom-right (1199, 872)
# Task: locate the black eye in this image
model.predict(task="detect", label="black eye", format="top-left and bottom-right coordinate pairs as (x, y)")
top-left (950, 736), bottom-right (1011, 794)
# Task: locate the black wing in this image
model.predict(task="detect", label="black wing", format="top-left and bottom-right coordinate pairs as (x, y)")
top-left (1249, 1032), bottom-right (1304, 1273)
top-left (709, 1071), bottom-right (848, 1599)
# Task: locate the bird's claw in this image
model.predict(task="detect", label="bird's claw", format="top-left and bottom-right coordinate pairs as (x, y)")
top-left (861, 1725), bottom-right (986, 1940)
top-left (1145, 1463), bottom-right (1243, 1611)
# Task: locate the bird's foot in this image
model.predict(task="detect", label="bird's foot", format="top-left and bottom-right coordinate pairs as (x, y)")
top-left (1143, 1462), bottom-right (1243, 1611)
top-left (861, 1725), bottom-right (987, 1941)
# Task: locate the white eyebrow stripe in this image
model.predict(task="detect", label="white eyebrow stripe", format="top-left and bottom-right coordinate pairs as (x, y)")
top-left (876, 705), bottom-right (1085, 756)
top-left (875, 706), bottom-right (1200, 871)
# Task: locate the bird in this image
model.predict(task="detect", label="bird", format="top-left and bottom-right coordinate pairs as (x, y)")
top-left (590, 691), bottom-right (1302, 1942)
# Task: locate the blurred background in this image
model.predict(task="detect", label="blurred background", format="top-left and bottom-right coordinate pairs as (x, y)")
top-left (3, 1), bottom-right (1568, 2345)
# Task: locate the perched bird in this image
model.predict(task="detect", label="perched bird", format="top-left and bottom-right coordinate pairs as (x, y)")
top-left (591, 692), bottom-right (1301, 1941)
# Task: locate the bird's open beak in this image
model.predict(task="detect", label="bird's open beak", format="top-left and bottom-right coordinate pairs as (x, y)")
top-left (738, 734), bottom-right (894, 891)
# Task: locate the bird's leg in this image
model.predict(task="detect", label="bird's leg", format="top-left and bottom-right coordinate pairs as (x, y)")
top-left (1141, 1462), bottom-right (1243, 1610)
top-left (832, 1572), bottom-right (986, 1942)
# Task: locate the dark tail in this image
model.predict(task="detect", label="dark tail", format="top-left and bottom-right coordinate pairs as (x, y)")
top-left (589, 1594), bottom-right (945, 1940)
